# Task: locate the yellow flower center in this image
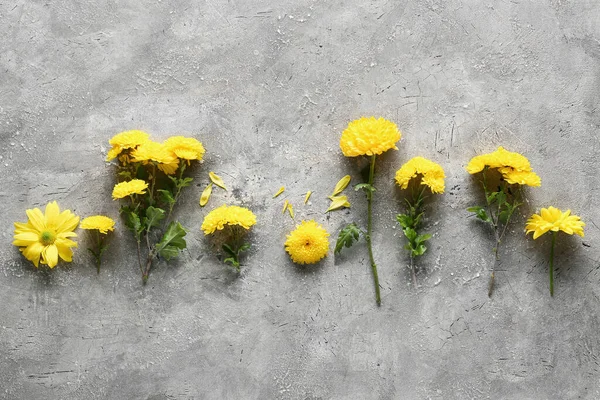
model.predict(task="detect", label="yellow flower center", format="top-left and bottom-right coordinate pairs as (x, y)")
top-left (40, 230), bottom-right (56, 245)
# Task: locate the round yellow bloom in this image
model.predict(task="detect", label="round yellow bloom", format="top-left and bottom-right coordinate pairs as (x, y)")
top-left (80, 215), bottom-right (115, 234)
top-left (395, 156), bottom-right (446, 194)
top-left (164, 136), bottom-right (205, 161)
top-left (13, 201), bottom-right (79, 268)
top-left (106, 130), bottom-right (150, 161)
top-left (131, 141), bottom-right (178, 165)
top-left (112, 179), bottom-right (149, 199)
top-left (285, 220), bottom-right (330, 265)
top-left (466, 146), bottom-right (541, 187)
top-left (340, 117), bottom-right (401, 157)
top-left (526, 207), bottom-right (585, 240)
top-left (201, 205), bottom-right (257, 235)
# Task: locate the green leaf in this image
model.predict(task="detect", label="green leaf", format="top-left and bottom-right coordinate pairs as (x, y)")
top-left (239, 243), bottom-right (251, 253)
top-left (396, 214), bottom-right (412, 229)
top-left (498, 210), bottom-right (510, 224)
top-left (415, 233), bottom-right (432, 244)
top-left (145, 206), bottom-right (166, 229)
top-left (486, 192), bottom-right (498, 205)
top-left (122, 209), bottom-right (143, 238)
top-left (403, 227), bottom-right (417, 242)
top-left (335, 223), bottom-right (362, 254)
top-left (156, 221), bottom-right (187, 260)
top-left (158, 189), bottom-right (175, 206)
top-left (118, 171), bottom-right (132, 179)
top-left (224, 257), bottom-right (240, 268)
top-left (496, 191), bottom-right (507, 206)
top-left (178, 177), bottom-right (194, 188)
top-left (467, 206), bottom-right (491, 223)
top-left (412, 244), bottom-right (427, 257)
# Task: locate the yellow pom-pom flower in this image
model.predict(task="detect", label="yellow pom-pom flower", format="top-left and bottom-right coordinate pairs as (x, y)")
top-left (285, 220), bottom-right (330, 265)
top-left (164, 136), bottom-right (205, 161)
top-left (106, 130), bottom-right (150, 161)
top-left (395, 156), bottom-right (446, 194)
top-left (466, 146), bottom-right (541, 187)
top-left (12, 201), bottom-right (79, 268)
top-left (131, 141), bottom-right (178, 165)
top-left (80, 215), bottom-right (116, 234)
top-left (340, 117), bottom-right (401, 157)
top-left (201, 205), bottom-right (257, 235)
top-left (112, 179), bottom-right (149, 199)
top-left (525, 206), bottom-right (585, 240)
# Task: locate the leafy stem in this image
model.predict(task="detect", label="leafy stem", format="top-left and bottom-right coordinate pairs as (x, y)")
top-left (364, 154), bottom-right (381, 306)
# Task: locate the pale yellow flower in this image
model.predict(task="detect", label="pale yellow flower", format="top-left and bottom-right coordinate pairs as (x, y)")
top-left (164, 136), bottom-right (205, 161)
top-left (80, 215), bottom-right (115, 234)
top-left (395, 156), bottom-right (446, 194)
top-left (340, 117), bottom-right (401, 157)
top-left (112, 179), bottom-right (148, 199)
top-left (106, 130), bottom-right (150, 161)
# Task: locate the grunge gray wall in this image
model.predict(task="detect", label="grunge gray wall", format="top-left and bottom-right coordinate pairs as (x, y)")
top-left (1, 0), bottom-right (599, 399)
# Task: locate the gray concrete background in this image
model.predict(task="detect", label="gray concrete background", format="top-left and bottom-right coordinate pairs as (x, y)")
top-left (1, 0), bottom-right (600, 399)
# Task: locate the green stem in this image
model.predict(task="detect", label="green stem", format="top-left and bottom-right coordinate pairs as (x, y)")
top-left (96, 230), bottom-right (103, 274)
top-left (365, 154), bottom-right (381, 306)
top-left (549, 231), bottom-right (557, 296)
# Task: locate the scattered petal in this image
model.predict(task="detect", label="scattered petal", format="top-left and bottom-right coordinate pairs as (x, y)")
top-left (282, 199), bottom-right (289, 214)
top-left (200, 183), bottom-right (213, 207)
top-left (287, 203), bottom-right (295, 219)
top-left (209, 172), bottom-right (227, 190)
top-left (304, 191), bottom-right (312, 204)
top-left (273, 186), bottom-right (285, 198)
top-left (332, 175), bottom-right (351, 196)
top-left (326, 195), bottom-right (351, 212)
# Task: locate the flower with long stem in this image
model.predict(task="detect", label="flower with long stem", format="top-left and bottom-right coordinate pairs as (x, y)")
top-left (466, 146), bottom-right (541, 296)
top-left (80, 215), bottom-right (115, 273)
top-left (394, 156), bottom-right (445, 287)
top-left (525, 206), bottom-right (584, 296)
top-left (13, 201), bottom-right (79, 268)
top-left (202, 204), bottom-right (257, 271)
top-left (335, 117), bottom-right (401, 305)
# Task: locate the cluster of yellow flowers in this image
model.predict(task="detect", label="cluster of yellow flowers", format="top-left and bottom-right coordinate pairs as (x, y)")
top-left (395, 156), bottom-right (446, 194)
top-left (466, 146), bottom-right (541, 187)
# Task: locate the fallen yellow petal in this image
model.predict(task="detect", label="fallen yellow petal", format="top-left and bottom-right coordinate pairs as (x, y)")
top-left (273, 186), bottom-right (285, 198)
top-left (200, 183), bottom-right (213, 207)
top-left (209, 172), bottom-right (227, 190)
top-left (282, 199), bottom-right (289, 214)
top-left (331, 175), bottom-right (351, 197)
top-left (304, 191), bottom-right (312, 204)
top-left (287, 203), bottom-right (295, 219)
top-left (326, 195), bottom-right (351, 212)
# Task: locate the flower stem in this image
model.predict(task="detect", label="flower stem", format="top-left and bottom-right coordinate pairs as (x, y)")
top-left (410, 255), bottom-right (417, 289)
top-left (96, 230), bottom-right (102, 274)
top-left (365, 154), bottom-right (381, 306)
top-left (549, 231), bottom-right (557, 296)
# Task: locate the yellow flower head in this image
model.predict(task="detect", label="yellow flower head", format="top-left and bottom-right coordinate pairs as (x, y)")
top-left (201, 205), bottom-right (257, 235)
top-left (164, 136), bottom-right (205, 161)
top-left (340, 117), bottom-right (401, 157)
top-left (466, 146), bottom-right (541, 187)
top-left (13, 201), bottom-right (79, 268)
top-left (285, 220), bottom-right (330, 265)
top-left (106, 130), bottom-right (150, 161)
top-left (112, 179), bottom-right (149, 199)
top-left (395, 156), bottom-right (446, 194)
top-left (80, 215), bottom-right (115, 234)
top-left (131, 141), bottom-right (178, 165)
top-left (526, 206), bottom-right (585, 240)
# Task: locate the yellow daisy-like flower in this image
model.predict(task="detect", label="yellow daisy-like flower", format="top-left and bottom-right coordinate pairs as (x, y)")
top-left (131, 141), bottom-right (178, 165)
top-left (106, 130), bottom-right (150, 161)
top-left (201, 205), bottom-right (257, 235)
top-left (525, 206), bottom-right (585, 240)
top-left (112, 179), bottom-right (149, 199)
top-left (395, 156), bottom-right (446, 194)
top-left (80, 215), bottom-right (115, 234)
top-left (466, 146), bottom-right (541, 187)
top-left (164, 136), bottom-right (205, 161)
top-left (285, 220), bottom-right (330, 264)
top-left (340, 117), bottom-right (401, 157)
top-left (12, 201), bottom-right (79, 268)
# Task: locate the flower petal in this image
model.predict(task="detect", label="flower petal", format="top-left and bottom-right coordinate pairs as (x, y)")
top-left (12, 232), bottom-right (39, 247)
top-left (331, 175), bottom-right (351, 197)
top-left (43, 245), bottom-right (59, 268)
top-left (26, 208), bottom-right (46, 232)
top-left (200, 183), bottom-right (213, 207)
top-left (304, 191), bottom-right (312, 204)
top-left (273, 186), bottom-right (285, 198)
top-left (56, 210), bottom-right (80, 234)
top-left (209, 172), bottom-right (227, 190)
top-left (326, 195), bottom-right (351, 212)
top-left (56, 242), bottom-right (74, 262)
top-left (22, 242), bottom-right (44, 267)
top-left (45, 201), bottom-right (60, 229)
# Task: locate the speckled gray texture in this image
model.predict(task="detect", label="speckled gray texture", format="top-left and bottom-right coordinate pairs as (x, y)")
top-left (1, 1), bottom-right (600, 399)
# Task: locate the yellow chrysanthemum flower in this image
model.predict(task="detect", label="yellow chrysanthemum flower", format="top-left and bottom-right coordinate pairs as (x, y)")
top-left (340, 117), bottom-right (401, 157)
top-left (12, 201), bottom-right (79, 268)
top-left (201, 205), bottom-right (257, 235)
top-left (131, 141), bottom-right (178, 165)
top-left (525, 206), bottom-right (585, 240)
top-left (284, 220), bottom-right (330, 265)
top-left (112, 179), bottom-right (149, 199)
top-left (466, 146), bottom-right (541, 187)
top-left (164, 136), bottom-right (205, 161)
top-left (80, 215), bottom-right (115, 234)
top-left (395, 156), bottom-right (446, 194)
top-left (106, 130), bottom-right (150, 161)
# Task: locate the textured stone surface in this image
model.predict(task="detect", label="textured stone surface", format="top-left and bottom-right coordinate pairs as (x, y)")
top-left (1, 0), bottom-right (600, 398)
